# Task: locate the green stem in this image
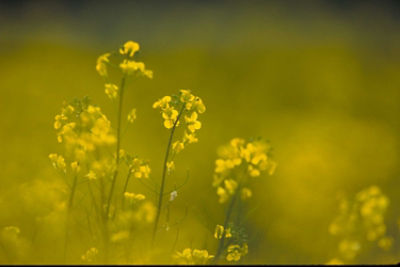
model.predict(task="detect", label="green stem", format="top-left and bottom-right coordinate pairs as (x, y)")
top-left (63, 173), bottom-right (78, 262)
top-left (213, 185), bottom-right (241, 264)
top-left (121, 168), bottom-right (133, 209)
top-left (106, 75), bottom-right (127, 218)
top-left (151, 104), bottom-right (185, 246)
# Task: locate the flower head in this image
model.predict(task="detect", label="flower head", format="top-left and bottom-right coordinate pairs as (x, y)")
top-left (213, 137), bottom-right (275, 203)
top-left (120, 41), bottom-right (140, 57)
top-left (96, 53), bottom-right (110, 77)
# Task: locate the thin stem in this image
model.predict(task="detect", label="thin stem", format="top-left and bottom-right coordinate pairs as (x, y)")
top-left (63, 173), bottom-right (78, 262)
top-left (151, 104), bottom-right (186, 246)
top-left (213, 185), bottom-right (241, 264)
top-left (121, 168), bottom-right (133, 209)
top-left (106, 75), bottom-right (127, 218)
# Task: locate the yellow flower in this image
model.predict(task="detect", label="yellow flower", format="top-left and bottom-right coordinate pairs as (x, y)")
top-left (185, 112), bottom-right (201, 133)
top-left (193, 97), bottom-right (206, 114)
top-left (86, 170), bottom-right (97, 180)
top-left (162, 107), bottom-right (179, 129)
top-left (172, 141), bottom-right (185, 153)
top-left (81, 247), bottom-right (98, 263)
top-left (180, 89), bottom-right (195, 109)
top-left (166, 161), bottom-right (175, 173)
top-left (226, 243), bottom-right (248, 262)
top-left (224, 179), bottom-right (237, 195)
top-left (119, 41), bottom-right (140, 57)
top-left (378, 236), bottom-right (393, 250)
top-left (226, 245), bottom-right (241, 262)
top-left (217, 186), bottom-right (229, 203)
top-left (96, 53), bottom-right (110, 77)
top-left (214, 224), bottom-right (232, 239)
top-left (120, 59), bottom-right (143, 74)
top-left (153, 96), bottom-right (171, 109)
top-left (127, 108), bottom-right (136, 123)
top-left (326, 258), bottom-right (344, 265)
top-left (111, 231), bottom-right (130, 243)
top-left (104, 83), bottom-right (118, 99)
top-left (130, 158), bottom-right (151, 178)
top-left (183, 131), bottom-right (198, 144)
top-left (49, 153), bottom-right (66, 173)
top-left (174, 248), bottom-right (214, 265)
top-left (124, 192), bottom-right (146, 201)
top-left (241, 187), bottom-right (252, 200)
top-left (338, 239), bottom-right (360, 260)
top-left (119, 59), bottom-right (153, 78)
top-left (70, 161), bottom-right (80, 173)
top-left (248, 165), bottom-right (261, 177)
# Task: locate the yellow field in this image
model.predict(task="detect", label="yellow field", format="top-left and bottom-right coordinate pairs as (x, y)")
top-left (1, 1), bottom-right (400, 264)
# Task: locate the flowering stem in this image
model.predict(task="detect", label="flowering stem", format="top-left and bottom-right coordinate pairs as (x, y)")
top-left (106, 75), bottom-right (127, 219)
top-left (151, 104), bottom-right (186, 246)
top-left (63, 173), bottom-right (78, 262)
top-left (121, 167), bottom-right (133, 209)
top-left (213, 185), bottom-right (241, 264)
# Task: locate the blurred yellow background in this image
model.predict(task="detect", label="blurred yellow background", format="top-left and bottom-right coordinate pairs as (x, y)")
top-left (1, 0), bottom-right (400, 264)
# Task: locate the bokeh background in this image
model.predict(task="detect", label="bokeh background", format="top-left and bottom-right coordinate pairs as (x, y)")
top-left (1, 0), bottom-right (400, 264)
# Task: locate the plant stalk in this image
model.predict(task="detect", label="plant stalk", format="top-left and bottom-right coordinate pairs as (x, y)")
top-left (106, 75), bottom-right (127, 218)
top-left (151, 104), bottom-right (185, 246)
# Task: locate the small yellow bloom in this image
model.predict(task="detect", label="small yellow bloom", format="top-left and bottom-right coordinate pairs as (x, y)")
top-left (378, 236), bottom-right (393, 250)
top-left (153, 96), bottom-right (171, 109)
top-left (185, 112), bottom-right (201, 133)
top-left (119, 59), bottom-right (153, 78)
top-left (127, 108), bottom-right (136, 123)
top-left (193, 97), bottom-right (206, 114)
top-left (81, 247), bottom-right (98, 263)
top-left (166, 161), bottom-right (175, 173)
top-left (119, 41), bottom-right (140, 57)
top-left (224, 179), bottom-right (238, 195)
top-left (71, 161), bottom-right (80, 173)
top-left (214, 224), bottom-right (232, 239)
top-left (183, 131), bottom-right (198, 144)
top-left (104, 83), bottom-right (118, 99)
top-left (49, 153), bottom-right (66, 173)
top-left (241, 187), bottom-right (252, 200)
top-left (124, 192), bottom-right (146, 201)
top-left (226, 245), bottom-right (241, 262)
top-left (217, 186), bottom-right (229, 203)
top-left (172, 141), bottom-right (185, 153)
top-left (248, 165), bottom-right (261, 177)
top-left (96, 53), bottom-right (110, 77)
top-left (86, 170), bottom-right (97, 180)
top-left (111, 230), bottom-right (130, 243)
top-left (162, 107), bottom-right (179, 129)
top-left (326, 258), bottom-right (344, 265)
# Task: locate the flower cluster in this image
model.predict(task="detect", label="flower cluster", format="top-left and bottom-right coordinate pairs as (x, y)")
top-left (328, 186), bottom-right (392, 262)
top-left (153, 90), bottom-right (206, 170)
top-left (81, 247), bottom-right (99, 263)
top-left (226, 243), bottom-right (248, 262)
top-left (214, 224), bottom-right (232, 240)
top-left (121, 150), bottom-right (151, 179)
top-left (96, 41), bottom-right (153, 82)
top-left (173, 248), bottom-right (214, 265)
top-left (213, 138), bottom-right (276, 203)
top-left (53, 98), bottom-right (116, 161)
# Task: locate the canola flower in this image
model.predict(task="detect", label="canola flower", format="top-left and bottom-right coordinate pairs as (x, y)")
top-left (81, 247), bottom-right (99, 263)
top-left (173, 248), bottom-right (214, 265)
top-left (212, 137), bottom-right (275, 263)
top-left (151, 90), bottom-right (205, 245)
top-left (328, 186), bottom-right (392, 263)
top-left (48, 41), bottom-right (155, 263)
top-left (44, 38), bottom-right (285, 265)
top-left (95, 41), bottom-right (153, 221)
